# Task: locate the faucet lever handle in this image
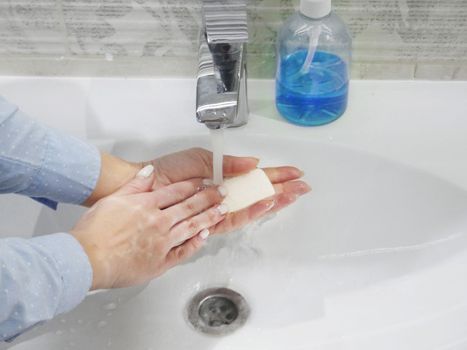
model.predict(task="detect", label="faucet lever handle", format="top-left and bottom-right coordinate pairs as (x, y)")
top-left (202, 0), bottom-right (249, 44)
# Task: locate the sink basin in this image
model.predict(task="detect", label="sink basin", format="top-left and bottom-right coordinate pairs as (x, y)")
top-left (4, 133), bottom-right (467, 350)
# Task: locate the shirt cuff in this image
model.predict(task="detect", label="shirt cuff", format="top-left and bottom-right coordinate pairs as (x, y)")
top-left (31, 197), bottom-right (58, 210)
top-left (26, 127), bottom-right (101, 205)
top-left (30, 233), bottom-right (93, 315)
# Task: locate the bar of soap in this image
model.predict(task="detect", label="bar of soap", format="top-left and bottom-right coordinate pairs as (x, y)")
top-left (221, 169), bottom-right (275, 212)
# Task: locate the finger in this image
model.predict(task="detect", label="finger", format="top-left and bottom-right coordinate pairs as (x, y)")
top-left (263, 166), bottom-right (304, 184)
top-left (268, 192), bottom-right (302, 214)
top-left (192, 148), bottom-right (260, 177)
top-left (113, 164), bottom-right (154, 196)
top-left (169, 204), bottom-right (228, 245)
top-left (210, 182), bottom-right (311, 235)
top-left (163, 186), bottom-right (227, 227)
top-left (210, 199), bottom-right (275, 235)
top-left (149, 179), bottom-right (204, 209)
top-left (223, 155), bottom-right (259, 176)
top-left (273, 180), bottom-right (311, 195)
top-left (165, 230), bottom-right (208, 269)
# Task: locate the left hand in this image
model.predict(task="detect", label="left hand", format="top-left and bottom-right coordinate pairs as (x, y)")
top-left (145, 148), bottom-right (310, 234)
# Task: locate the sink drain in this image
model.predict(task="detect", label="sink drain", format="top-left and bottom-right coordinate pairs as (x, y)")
top-left (186, 287), bottom-right (250, 336)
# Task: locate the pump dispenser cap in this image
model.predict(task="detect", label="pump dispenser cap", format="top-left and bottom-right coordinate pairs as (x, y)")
top-left (300, 0), bottom-right (331, 19)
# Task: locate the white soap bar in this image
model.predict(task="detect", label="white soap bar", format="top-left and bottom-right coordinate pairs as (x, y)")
top-left (221, 169), bottom-right (275, 212)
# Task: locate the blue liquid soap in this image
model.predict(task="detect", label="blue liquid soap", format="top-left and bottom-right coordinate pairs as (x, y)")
top-left (275, 0), bottom-right (352, 126)
top-left (276, 50), bottom-right (348, 126)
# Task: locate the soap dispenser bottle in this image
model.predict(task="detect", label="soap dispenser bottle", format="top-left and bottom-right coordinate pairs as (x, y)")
top-left (275, 0), bottom-right (351, 126)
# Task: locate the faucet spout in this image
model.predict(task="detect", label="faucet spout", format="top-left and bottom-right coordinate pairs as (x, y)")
top-left (196, 0), bottom-right (249, 130)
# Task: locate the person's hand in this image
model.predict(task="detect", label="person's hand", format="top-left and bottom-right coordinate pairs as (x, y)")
top-left (146, 147), bottom-right (260, 189)
top-left (83, 149), bottom-right (259, 207)
top-left (84, 148), bottom-right (310, 235)
top-left (208, 166), bottom-right (310, 234)
top-left (72, 165), bottom-right (228, 290)
top-left (145, 148), bottom-right (311, 234)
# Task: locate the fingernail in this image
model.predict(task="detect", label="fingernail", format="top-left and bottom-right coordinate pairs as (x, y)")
top-left (217, 203), bottom-right (229, 215)
top-left (299, 170), bottom-right (305, 177)
top-left (249, 157), bottom-right (260, 164)
top-left (199, 229), bottom-right (210, 240)
top-left (202, 179), bottom-right (214, 187)
top-left (218, 185), bottom-right (228, 197)
top-left (137, 164), bottom-right (154, 178)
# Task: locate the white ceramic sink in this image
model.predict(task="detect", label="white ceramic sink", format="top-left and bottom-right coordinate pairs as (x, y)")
top-left (1, 78), bottom-right (467, 349)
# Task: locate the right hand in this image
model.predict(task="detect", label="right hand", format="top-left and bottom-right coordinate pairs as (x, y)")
top-left (71, 165), bottom-right (228, 290)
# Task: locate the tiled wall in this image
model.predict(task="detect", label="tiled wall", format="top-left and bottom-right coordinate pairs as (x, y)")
top-left (0, 0), bottom-right (466, 79)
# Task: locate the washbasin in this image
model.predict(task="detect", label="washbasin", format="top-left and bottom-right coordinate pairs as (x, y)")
top-left (3, 132), bottom-right (467, 350)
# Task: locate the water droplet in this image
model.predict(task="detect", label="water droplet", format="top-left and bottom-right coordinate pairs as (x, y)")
top-left (98, 321), bottom-right (107, 328)
top-left (55, 330), bottom-right (64, 336)
top-left (104, 302), bottom-right (117, 311)
top-left (193, 282), bottom-right (201, 291)
top-left (77, 319), bottom-right (83, 325)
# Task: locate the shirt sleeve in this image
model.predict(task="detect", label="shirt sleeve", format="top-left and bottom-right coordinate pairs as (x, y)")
top-left (0, 233), bottom-right (93, 342)
top-left (0, 95), bottom-right (101, 205)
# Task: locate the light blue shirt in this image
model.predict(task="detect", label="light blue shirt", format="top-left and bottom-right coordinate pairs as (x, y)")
top-left (0, 96), bottom-right (100, 342)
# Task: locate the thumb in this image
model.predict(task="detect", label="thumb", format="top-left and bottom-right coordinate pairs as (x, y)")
top-left (114, 164), bottom-right (154, 196)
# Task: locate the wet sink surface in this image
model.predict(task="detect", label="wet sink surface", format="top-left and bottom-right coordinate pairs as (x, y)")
top-left (6, 133), bottom-right (467, 350)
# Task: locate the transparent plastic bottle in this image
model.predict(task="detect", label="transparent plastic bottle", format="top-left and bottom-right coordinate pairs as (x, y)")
top-left (275, 0), bottom-right (352, 126)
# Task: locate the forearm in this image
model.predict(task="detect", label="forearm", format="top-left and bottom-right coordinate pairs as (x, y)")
top-left (0, 95), bottom-right (141, 207)
top-left (0, 97), bottom-right (100, 205)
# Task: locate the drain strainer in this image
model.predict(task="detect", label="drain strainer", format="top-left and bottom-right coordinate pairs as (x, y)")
top-left (186, 287), bottom-right (250, 336)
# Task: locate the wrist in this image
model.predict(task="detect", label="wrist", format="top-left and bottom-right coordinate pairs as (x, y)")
top-left (83, 153), bottom-right (143, 206)
top-left (71, 229), bottom-right (108, 290)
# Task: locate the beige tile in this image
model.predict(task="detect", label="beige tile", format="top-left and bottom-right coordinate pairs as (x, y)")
top-left (0, 0), bottom-right (465, 80)
top-left (415, 64), bottom-right (457, 80)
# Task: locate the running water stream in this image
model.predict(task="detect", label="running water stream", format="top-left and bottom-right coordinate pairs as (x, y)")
top-left (210, 129), bottom-right (224, 185)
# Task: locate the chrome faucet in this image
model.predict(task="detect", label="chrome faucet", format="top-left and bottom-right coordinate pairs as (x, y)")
top-left (196, 0), bottom-right (249, 130)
